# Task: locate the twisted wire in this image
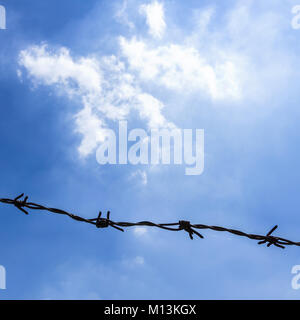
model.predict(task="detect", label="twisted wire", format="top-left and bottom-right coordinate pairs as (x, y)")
top-left (1, 193), bottom-right (299, 249)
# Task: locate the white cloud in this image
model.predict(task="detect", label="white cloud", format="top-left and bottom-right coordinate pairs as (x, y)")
top-left (19, 45), bottom-right (102, 94)
top-left (133, 227), bottom-right (148, 237)
top-left (16, 69), bottom-right (22, 82)
top-left (130, 169), bottom-right (148, 185)
top-left (115, 0), bottom-right (135, 30)
top-left (120, 36), bottom-right (241, 100)
top-left (139, 1), bottom-right (166, 39)
top-left (19, 45), bottom-right (173, 157)
top-left (193, 7), bottom-right (215, 34)
top-left (18, 1), bottom-right (294, 162)
top-left (186, 2), bottom-right (294, 103)
top-left (74, 106), bottom-right (107, 157)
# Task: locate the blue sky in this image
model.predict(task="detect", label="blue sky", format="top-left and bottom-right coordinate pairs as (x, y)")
top-left (1, 0), bottom-right (300, 299)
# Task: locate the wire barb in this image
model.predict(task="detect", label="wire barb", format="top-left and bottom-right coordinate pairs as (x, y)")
top-left (257, 225), bottom-right (285, 249)
top-left (178, 220), bottom-right (204, 240)
top-left (1, 194), bottom-right (300, 250)
top-left (96, 211), bottom-right (109, 228)
top-left (96, 211), bottom-right (124, 232)
top-left (13, 193), bottom-right (29, 215)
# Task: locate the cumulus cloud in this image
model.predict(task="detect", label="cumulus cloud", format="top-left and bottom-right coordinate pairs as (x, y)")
top-left (18, 1), bottom-right (293, 161)
top-left (120, 36), bottom-right (241, 100)
top-left (186, 3), bottom-right (294, 102)
top-left (19, 45), bottom-right (102, 94)
top-left (139, 1), bottom-right (166, 39)
top-left (19, 45), bottom-right (173, 157)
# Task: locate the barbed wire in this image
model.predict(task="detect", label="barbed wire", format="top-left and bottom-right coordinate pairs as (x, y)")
top-left (1, 193), bottom-right (299, 249)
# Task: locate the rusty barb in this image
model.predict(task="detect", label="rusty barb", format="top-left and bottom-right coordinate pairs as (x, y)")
top-left (1, 193), bottom-right (300, 249)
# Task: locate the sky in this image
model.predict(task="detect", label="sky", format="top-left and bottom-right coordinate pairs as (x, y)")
top-left (1, 0), bottom-right (300, 299)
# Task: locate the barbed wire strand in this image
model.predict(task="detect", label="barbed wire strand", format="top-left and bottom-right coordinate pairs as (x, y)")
top-left (1, 193), bottom-right (299, 249)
